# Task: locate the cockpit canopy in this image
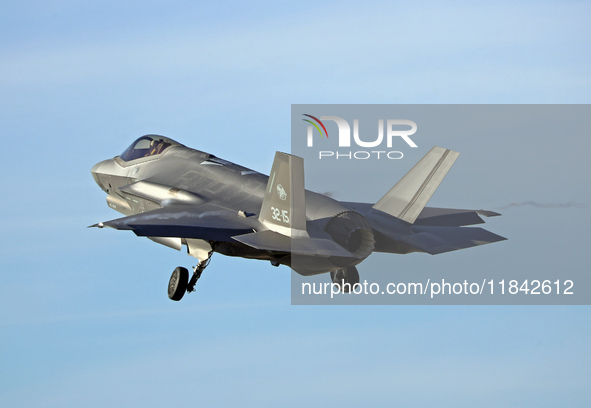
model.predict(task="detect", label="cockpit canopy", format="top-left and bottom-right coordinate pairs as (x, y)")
top-left (119, 135), bottom-right (182, 162)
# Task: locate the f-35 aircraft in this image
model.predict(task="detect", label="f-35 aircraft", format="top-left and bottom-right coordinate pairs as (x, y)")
top-left (90, 135), bottom-right (506, 300)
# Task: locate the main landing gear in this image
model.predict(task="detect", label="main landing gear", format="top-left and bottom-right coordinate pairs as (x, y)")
top-left (330, 266), bottom-right (360, 293)
top-left (167, 252), bottom-right (213, 301)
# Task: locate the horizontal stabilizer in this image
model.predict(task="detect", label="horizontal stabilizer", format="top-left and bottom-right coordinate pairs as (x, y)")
top-left (373, 146), bottom-right (459, 224)
top-left (399, 225), bottom-right (506, 255)
top-left (476, 209), bottom-right (501, 217)
top-left (415, 207), bottom-right (488, 227)
top-left (233, 230), bottom-right (355, 258)
top-left (91, 204), bottom-right (254, 241)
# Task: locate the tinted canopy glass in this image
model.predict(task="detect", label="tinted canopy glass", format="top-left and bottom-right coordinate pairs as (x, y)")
top-left (119, 135), bottom-right (181, 162)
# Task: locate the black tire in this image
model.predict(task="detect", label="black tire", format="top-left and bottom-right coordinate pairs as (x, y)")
top-left (168, 267), bottom-right (189, 301)
top-left (330, 266), bottom-right (360, 293)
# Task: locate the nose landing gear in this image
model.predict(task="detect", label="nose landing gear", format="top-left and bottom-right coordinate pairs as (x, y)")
top-left (168, 266), bottom-right (189, 301)
top-left (168, 251), bottom-right (214, 301)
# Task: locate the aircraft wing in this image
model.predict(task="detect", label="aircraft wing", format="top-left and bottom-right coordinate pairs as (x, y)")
top-left (340, 203), bottom-right (506, 255)
top-left (343, 202), bottom-right (500, 227)
top-left (90, 203), bottom-right (256, 241)
top-left (232, 230), bottom-right (356, 258)
top-left (368, 211), bottom-right (507, 255)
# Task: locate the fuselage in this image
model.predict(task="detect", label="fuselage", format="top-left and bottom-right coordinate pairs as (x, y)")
top-left (91, 136), bottom-right (506, 289)
top-left (91, 135), bottom-right (363, 274)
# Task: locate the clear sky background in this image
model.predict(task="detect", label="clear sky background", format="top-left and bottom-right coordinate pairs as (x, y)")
top-left (1, 1), bottom-right (590, 407)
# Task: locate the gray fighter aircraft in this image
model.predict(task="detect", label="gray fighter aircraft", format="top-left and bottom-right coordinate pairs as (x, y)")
top-left (90, 135), bottom-right (506, 300)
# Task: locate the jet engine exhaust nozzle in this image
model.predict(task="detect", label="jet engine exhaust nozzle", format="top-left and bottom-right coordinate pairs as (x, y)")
top-left (324, 211), bottom-right (375, 259)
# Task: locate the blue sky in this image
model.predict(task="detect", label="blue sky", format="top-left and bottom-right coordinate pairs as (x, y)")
top-left (0, 1), bottom-right (590, 407)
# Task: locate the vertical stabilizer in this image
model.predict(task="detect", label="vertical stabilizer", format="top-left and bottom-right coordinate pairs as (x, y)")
top-left (259, 152), bottom-right (308, 237)
top-left (372, 146), bottom-right (460, 224)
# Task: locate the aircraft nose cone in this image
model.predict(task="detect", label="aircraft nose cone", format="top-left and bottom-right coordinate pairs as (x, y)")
top-left (90, 161), bottom-right (102, 175)
top-left (91, 161), bottom-right (105, 190)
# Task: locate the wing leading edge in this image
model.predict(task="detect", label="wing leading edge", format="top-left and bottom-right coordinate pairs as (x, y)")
top-left (90, 204), bottom-right (256, 241)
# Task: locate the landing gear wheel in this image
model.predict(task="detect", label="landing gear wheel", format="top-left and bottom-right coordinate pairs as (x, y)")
top-left (168, 267), bottom-right (189, 301)
top-left (330, 266), bottom-right (360, 293)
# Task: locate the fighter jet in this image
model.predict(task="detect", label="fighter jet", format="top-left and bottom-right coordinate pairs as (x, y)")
top-left (90, 135), bottom-right (506, 300)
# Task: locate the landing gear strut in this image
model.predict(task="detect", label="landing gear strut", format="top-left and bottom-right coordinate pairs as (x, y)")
top-left (168, 250), bottom-right (214, 301)
top-left (330, 266), bottom-right (360, 293)
top-left (187, 253), bottom-right (213, 293)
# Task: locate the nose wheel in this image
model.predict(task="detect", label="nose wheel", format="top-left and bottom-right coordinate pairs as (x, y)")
top-left (168, 251), bottom-right (213, 301)
top-left (168, 267), bottom-right (189, 301)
